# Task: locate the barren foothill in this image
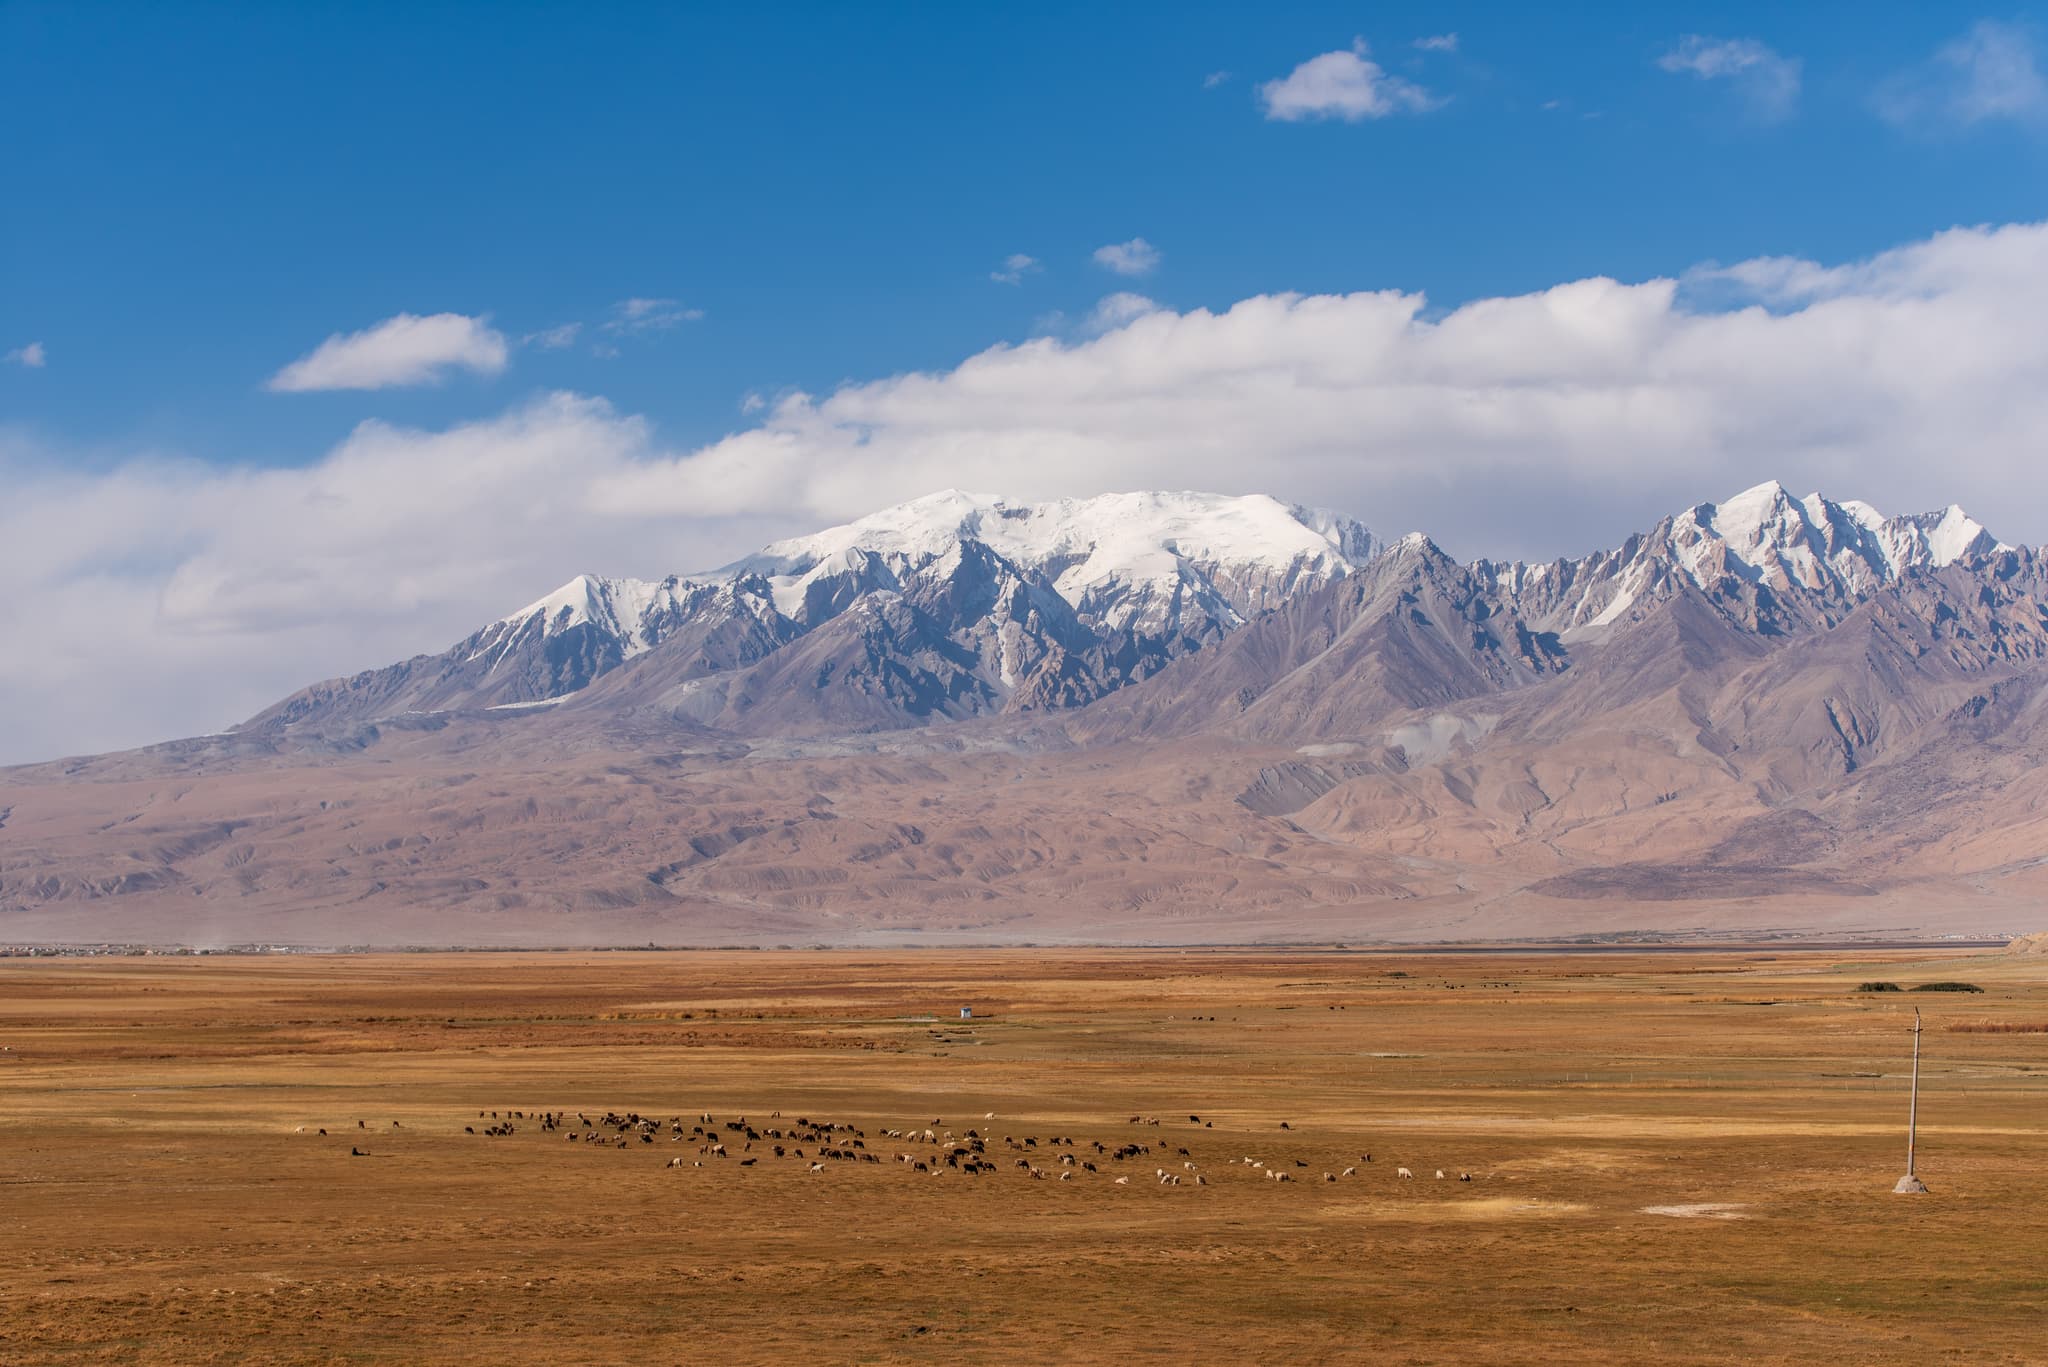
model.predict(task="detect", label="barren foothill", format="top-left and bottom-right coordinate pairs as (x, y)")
top-left (1, 948), bottom-right (2043, 1364)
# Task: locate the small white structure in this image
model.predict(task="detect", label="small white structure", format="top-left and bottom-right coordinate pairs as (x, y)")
top-left (959, 1006), bottom-right (973, 1019)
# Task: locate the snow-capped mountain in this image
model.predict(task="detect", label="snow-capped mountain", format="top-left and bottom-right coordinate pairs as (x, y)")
top-left (244, 480), bottom-right (2025, 741)
top-left (26, 480), bottom-right (2048, 948)
top-left (727, 489), bottom-right (1378, 636)
top-left (245, 490), bottom-right (1381, 733)
top-left (1085, 480), bottom-right (2038, 756)
top-left (1486, 481), bottom-right (2009, 639)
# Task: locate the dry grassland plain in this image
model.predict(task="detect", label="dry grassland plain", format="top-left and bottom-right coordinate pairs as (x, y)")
top-left (2, 948), bottom-right (2044, 1364)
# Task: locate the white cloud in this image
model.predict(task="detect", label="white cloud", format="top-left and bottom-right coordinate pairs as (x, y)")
top-left (1259, 39), bottom-right (1442, 121)
top-left (267, 313), bottom-right (508, 392)
top-left (12, 221), bottom-right (2048, 762)
top-left (1658, 36), bottom-right (1802, 122)
top-left (1092, 237), bottom-right (1161, 277)
top-left (1202, 70), bottom-right (1232, 89)
top-left (1414, 34), bottom-right (1458, 54)
top-left (1082, 292), bottom-right (1160, 333)
top-left (588, 218), bottom-right (2048, 575)
top-left (991, 253), bottom-right (1042, 285)
top-left (0, 395), bottom-right (777, 763)
top-left (5, 341), bottom-right (45, 368)
top-left (1878, 20), bottom-right (2048, 128)
top-left (524, 322), bottom-right (583, 349)
top-left (603, 297), bottom-right (705, 334)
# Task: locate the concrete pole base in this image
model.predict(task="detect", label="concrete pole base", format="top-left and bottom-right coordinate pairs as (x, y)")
top-left (1893, 1173), bottom-right (1929, 1194)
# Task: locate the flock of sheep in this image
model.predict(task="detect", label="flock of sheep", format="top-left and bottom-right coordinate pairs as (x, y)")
top-left (320, 1106), bottom-right (1481, 1190)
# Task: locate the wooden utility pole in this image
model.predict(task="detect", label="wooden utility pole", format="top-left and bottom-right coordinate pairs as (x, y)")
top-left (1894, 1008), bottom-right (1928, 1194)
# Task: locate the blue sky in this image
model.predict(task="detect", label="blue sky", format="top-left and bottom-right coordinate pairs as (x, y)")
top-left (7, 2), bottom-right (2045, 464)
top-left (5, 2), bottom-right (2048, 760)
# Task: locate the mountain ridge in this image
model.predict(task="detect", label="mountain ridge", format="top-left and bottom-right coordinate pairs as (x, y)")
top-left (241, 481), bottom-right (2016, 741)
top-left (7, 479), bottom-right (2047, 949)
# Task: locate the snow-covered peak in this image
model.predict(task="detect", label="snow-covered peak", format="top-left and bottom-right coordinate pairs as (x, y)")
top-left (1888, 504), bottom-right (2004, 568)
top-left (499, 573), bottom-right (681, 658)
top-left (1669, 482), bottom-right (2006, 591)
top-left (478, 491), bottom-right (1380, 667)
top-left (732, 490), bottom-right (1371, 575)
top-left (718, 489), bottom-right (1381, 630)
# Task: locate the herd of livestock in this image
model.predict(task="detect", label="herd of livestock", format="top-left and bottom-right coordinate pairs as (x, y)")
top-left (322, 1107), bottom-right (1479, 1186)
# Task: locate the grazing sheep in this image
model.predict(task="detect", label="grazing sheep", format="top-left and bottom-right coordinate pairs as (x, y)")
top-left (1114, 1176), bottom-right (1129, 1185)
top-left (1397, 1167), bottom-right (1414, 1179)
top-left (1342, 1166), bottom-right (1356, 1177)
top-left (1435, 1170), bottom-right (1446, 1180)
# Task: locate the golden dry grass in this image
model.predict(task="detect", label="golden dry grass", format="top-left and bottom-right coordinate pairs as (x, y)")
top-left (1, 947), bottom-right (2043, 1364)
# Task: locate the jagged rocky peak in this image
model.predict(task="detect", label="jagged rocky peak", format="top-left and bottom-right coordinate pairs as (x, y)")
top-left (496, 572), bottom-right (693, 655)
top-left (1477, 481), bottom-right (2012, 641)
top-left (1671, 480), bottom-right (2006, 589)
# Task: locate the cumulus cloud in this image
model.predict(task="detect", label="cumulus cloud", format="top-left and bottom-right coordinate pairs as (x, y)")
top-left (1658, 36), bottom-right (1802, 122)
top-left (1092, 237), bottom-right (1161, 277)
top-left (1260, 40), bottom-right (1441, 121)
top-left (1878, 20), bottom-right (2048, 128)
top-left (0, 395), bottom-right (776, 763)
top-left (991, 253), bottom-right (1042, 285)
top-left (588, 218), bottom-right (2048, 569)
top-left (5, 341), bottom-right (45, 368)
top-left (267, 313), bottom-right (507, 392)
top-left (11, 221), bottom-right (2048, 761)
